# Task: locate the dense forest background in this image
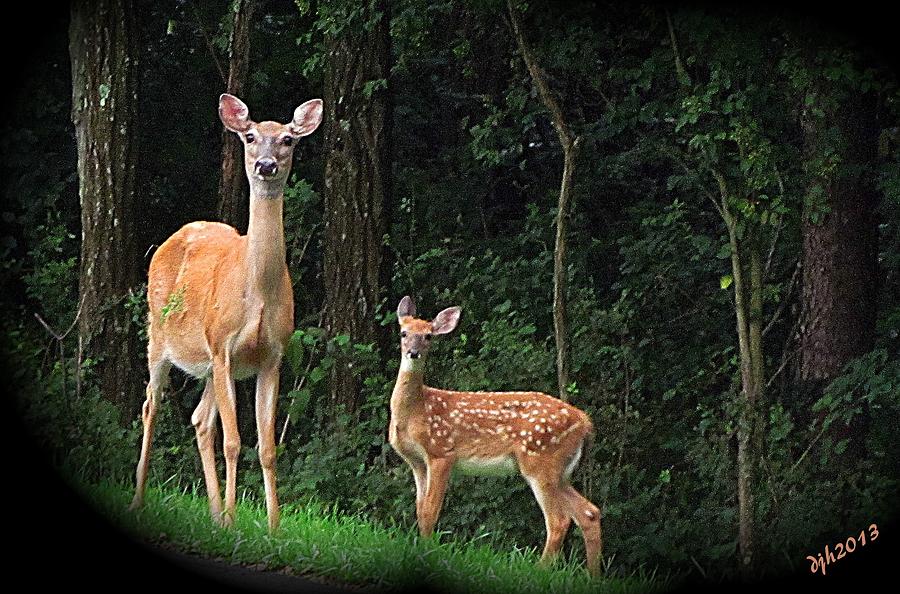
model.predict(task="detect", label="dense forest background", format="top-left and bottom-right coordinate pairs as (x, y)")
top-left (3, 0), bottom-right (898, 586)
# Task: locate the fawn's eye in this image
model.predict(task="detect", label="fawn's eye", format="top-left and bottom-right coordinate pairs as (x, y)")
top-left (400, 331), bottom-right (408, 338)
top-left (281, 136), bottom-right (293, 146)
top-left (424, 334), bottom-right (432, 341)
top-left (245, 132), bottom-right (256, 143)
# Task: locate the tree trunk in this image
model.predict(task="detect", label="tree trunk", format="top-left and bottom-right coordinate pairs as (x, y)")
top-left (69, 0), bottom-right (143, 419)
top-left (217, 0), bottom-right (255, 233)
top-left (799, 86), bottom-right (879, 462)
top-left (799, 98), bottom-right (879, 392)
top-left (715, 171), bottom-right (760, 573)
top-left (322, 0), bottom-right (392, 418)
top-left (507, 0), bottom-right (580, 401)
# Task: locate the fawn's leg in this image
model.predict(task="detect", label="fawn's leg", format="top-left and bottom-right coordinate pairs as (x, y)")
top-left (562, 484), bottom-right (602, 576)
top-left (526, 476), bottom-right (572, 566)
top-left (418, 456), bottom-right (453, 537)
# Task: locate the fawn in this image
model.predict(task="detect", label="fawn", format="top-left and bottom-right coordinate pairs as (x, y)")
top-left (387, 295), bottom-right (602, 575)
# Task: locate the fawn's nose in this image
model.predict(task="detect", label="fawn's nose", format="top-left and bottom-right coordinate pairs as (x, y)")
top-left (408, 350), bottom-right (420, 359)
top-left (255, 158), bottom-right (278, 176)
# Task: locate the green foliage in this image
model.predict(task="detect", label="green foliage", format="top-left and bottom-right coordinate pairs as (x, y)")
top-left (160, 284), bottom-right (186, 324)
top-left (86, 481), bottom-right (662, 593)
top-left (756, 350), bottom-right (900, 561)
top-left (7, 314), bottom-right (138, 484)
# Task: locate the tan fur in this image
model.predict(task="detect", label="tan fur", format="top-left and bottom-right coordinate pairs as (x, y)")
top-left (130, 95), bottom-right (322, 534)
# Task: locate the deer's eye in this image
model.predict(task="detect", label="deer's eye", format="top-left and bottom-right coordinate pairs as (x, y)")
top-left (245, 132), bottom-right (256, 143)
top-left (400, 331), bottom-right (408, 338)
top-left (424, 334), bottom-right (432, 341)
top-left (282, 136), bottom-right (294, 146)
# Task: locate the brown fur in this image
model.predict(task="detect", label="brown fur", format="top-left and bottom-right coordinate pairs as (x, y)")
top-left (389, 305), bottom-right (603, 575)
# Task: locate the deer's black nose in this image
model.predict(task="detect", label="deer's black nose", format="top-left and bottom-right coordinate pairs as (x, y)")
top-left (408, 351), bottom-right (420, 359)
top-left (256, 158), bottom-right (277, 176)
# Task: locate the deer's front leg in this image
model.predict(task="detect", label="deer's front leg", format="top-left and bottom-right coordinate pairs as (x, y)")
top-left (418, 456), bottom-right (453, 537)
top-left (212, 355), bottom-right (240, 527)
top-left (255, 361), bottom-right (281, 533)
top-left (407, 457), bottom-right (428, 519)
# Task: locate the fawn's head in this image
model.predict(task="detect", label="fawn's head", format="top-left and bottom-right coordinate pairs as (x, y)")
top-left (218, 94), bottom-right (323, 191)
top-left (396, 296), bottom-right (461, 371)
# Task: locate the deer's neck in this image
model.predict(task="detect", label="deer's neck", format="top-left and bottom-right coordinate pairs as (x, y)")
top-left (245, 184), bottom-right (287, 297)
top-left (390, 364), bottom-right (426, 417)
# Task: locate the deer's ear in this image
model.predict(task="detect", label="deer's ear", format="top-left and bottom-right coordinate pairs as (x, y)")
top-left (219, 94), bottom-right (252, 133)
top-left (431, 307), bottom-right (461, 335)
top-left (289, 99), bottom-right (323, 137)
top-left (397, 295), bottom-right (416, 320)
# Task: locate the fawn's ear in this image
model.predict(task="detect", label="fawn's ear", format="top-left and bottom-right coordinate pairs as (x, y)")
top-left (397, 295), bottom-right (416, 320)
top-left (431, 306), bottom-right (461, 335)
top-left (219, 94), bottom-right (252, 133)
top-left (290, 99), bottom-right (323, 137)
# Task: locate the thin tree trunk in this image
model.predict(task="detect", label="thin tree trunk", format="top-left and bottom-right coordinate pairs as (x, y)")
top-left (217, 0), bottom-right (255, 233)
top-left (69, 0), bottom-right (143, 419)
top-left (322, 0), bottom-right (392, 418)
top-left (507, 0), bottom-right (581, 400)
top-left (714, 170), bottom-right (758, 572)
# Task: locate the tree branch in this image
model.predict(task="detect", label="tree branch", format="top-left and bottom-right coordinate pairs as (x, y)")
top-left (507, 0), bottom-right (582, 399)
top-left (665, 9), bottom-right (690, 86)
top-left (762, 259), bottom-right (801, 338)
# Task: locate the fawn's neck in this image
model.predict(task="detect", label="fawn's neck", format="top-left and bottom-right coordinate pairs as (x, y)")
top-left (246, 183), bottom-right (287, 296)
top-left (391, 363), bottom-right (426, 417)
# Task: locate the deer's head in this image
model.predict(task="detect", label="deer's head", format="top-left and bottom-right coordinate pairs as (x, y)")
top-left (218, 94), bottom-right (323, 191)
top-left (396, 296), bottom-right (461, 372)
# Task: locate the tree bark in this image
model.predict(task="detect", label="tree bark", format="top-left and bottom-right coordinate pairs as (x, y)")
top-left (322, 0), bottom-right (392, 417)
top-left (507, 0), bottom-right (580, 401)
top-left (714, 170), bottom-right (760, 572)
top-left (69, 0), bottom-right (143, 418)
top-left (217, 0), bottom-right (255, 233)
top-left (799, 97), bottom-right (879, 392)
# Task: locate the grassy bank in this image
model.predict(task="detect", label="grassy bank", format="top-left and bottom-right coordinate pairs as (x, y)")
top-left (81, 481), bottom-right (663, 593)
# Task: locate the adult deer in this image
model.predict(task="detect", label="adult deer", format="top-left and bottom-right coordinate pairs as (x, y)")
top-left (129, 94), bottom-right (323, 532)
top-left (388, 296), bottom-right (602, 575)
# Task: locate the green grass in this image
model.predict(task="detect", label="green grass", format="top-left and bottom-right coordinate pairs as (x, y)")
top-left (82, 481), bottom-right (664, 594)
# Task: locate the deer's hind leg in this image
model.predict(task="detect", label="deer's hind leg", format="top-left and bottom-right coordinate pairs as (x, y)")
top-left (212, 353), bottom-right (240, 526)
top-left (130, 347), bottom-right (171, 510)
top-left (192, 378), bottom-right (223, 522)
top-left (561, 484), bottom-right (602, 576)
top-left (524, 473), bottom-right (573, 568)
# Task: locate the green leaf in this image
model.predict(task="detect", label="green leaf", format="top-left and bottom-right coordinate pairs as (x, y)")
top-left (720, 274), bottom-right (734, 290)
top-left (285, 331), bottom-right (305, 375)
top-left (309, 367), bottom-right (326, 384)
top-left (287, 388), bottom-right (311, 419)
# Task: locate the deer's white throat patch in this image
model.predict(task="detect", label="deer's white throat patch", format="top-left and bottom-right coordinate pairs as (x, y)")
top-left (400, 355), bottom-right (425, 373)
